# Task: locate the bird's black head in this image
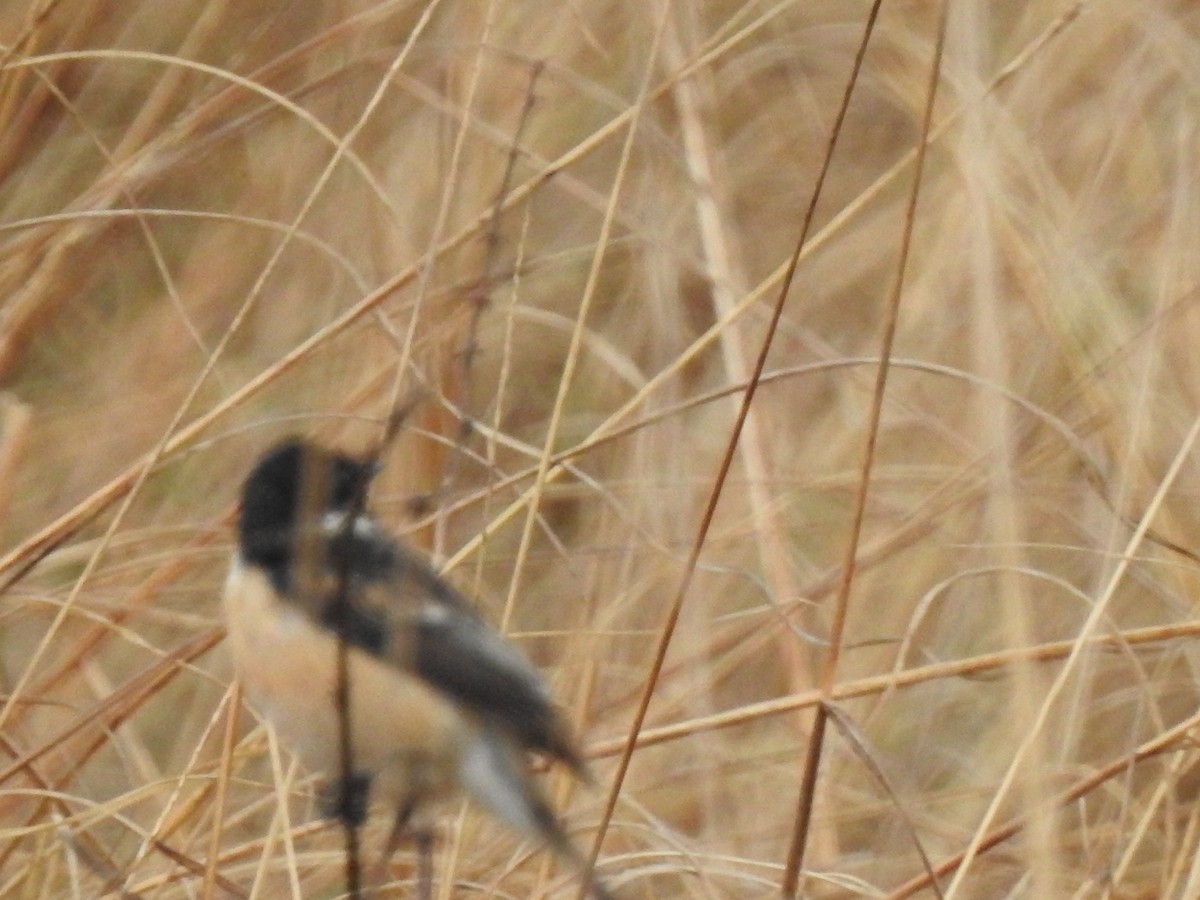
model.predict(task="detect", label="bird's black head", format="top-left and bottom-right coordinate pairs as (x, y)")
top-left (237, 438), bottom-right (373, 572)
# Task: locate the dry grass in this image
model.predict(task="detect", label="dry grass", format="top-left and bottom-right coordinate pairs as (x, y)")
top-left (2, 0), bottom-right (1200, 897)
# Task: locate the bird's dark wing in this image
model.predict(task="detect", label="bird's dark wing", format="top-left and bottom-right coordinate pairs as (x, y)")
top-left (306, 520), bottom-right (587, 775)
top-left (407, 601), bottom-right (586, 773)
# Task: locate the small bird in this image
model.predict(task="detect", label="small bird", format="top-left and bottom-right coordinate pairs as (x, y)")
top-left (224, 437), bottom-right (611, 898)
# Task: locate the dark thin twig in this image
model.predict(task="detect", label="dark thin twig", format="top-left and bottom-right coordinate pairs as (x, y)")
top-left (456, 58), bottom-right (545, 476)
top-left (332, 622), bottom-right (362, 895)
top-left (329, 398), bottom-right (420, 898)
top-left (781, 1), bottom-right (947, 894)
top-left (463, 57), bottom-right (546, 379)
top-left (406, 60), bottom-right (544, 541)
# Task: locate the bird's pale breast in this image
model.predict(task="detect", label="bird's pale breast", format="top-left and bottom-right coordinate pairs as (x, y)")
top-left (223, 561), bottom-right (469, 805)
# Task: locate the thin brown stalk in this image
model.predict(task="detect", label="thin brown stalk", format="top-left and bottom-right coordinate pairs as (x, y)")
top-left (0, 628), bottom-right (222, 787)
top-left (782, 1), bottom-right (948, 892)
top-left (585, 1), bottom-right (882, 894)
top-left (584, 619), bottom-right (1200, 758)
top-left (202, 682), bottom-right (242, 900)
top-left (887, 707), bottom-right (1200, 899)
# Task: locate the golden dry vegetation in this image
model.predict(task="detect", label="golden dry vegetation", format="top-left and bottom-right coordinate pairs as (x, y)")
top-left (1, 1), bottom-right (1199, 897)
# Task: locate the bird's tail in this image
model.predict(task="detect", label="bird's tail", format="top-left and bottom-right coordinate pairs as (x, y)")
top-left (459, 731), bottom-right (614, 900)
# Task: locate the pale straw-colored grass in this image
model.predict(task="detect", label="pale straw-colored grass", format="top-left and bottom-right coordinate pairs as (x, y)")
top-left (2, 1), bottom-right (1199, 897)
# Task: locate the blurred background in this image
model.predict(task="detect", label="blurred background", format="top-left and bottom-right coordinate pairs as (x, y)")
top-left (2, 1), bottom-right (1200, 897)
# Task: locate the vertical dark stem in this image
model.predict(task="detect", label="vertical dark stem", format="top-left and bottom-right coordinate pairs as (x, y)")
top-left (781, 0), bottom-right (947, 893)
top-left (330, 400), bottom-right (419, 897)
top-left (334, 634), bottom-right (361, 897)
top-left (332, 534), bottom-right (362, 898)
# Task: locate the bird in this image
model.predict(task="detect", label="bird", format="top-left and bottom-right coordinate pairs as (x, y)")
top-left (223, 436), bottom-right (611, 899)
